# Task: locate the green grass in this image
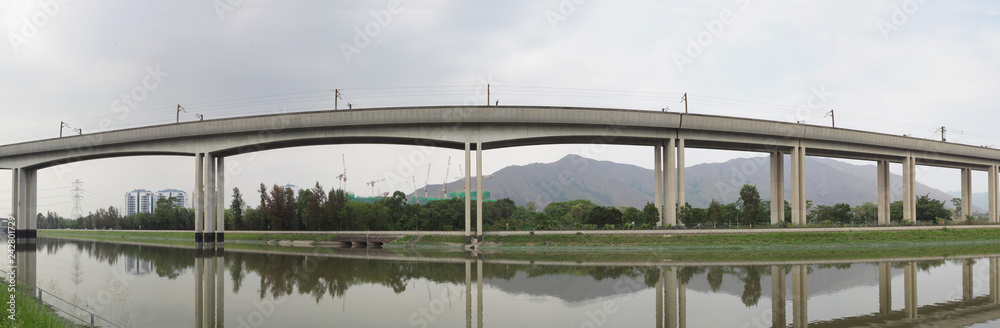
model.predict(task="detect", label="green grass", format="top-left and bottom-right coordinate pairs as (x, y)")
top-left (481, 228), bottom-right (1000, 247)
top-left (415, 235), bottom-right (466, 244)
top-left (0, 285), bottom-right (78, 327)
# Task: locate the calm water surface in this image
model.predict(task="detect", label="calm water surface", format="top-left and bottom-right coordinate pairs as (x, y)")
top-left (15, 237), bottom-right (1000, 327)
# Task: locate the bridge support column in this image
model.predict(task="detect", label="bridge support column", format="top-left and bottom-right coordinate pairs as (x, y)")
top-left (771, 265), bottom-right (786, 328)
top-left (770, 152), bottom-right (784, 225)
top-left (904, 262), bottom-right (917, 319)
top-left (792, 264), bottom-right (807, 328)
top-left (677, 139), bottom-right (685, 227)
top-left (464, 143), bottom-right (471, 244)
top-left (13, 168), bottom-right (37, 242)
top-left (476, 144), bottom-right (483, 242)
top-left (790, 145), bottom-right (807, 226)
top-left (877, 160), bottom-right (891, 225)
top-left (961, 167), bottom-right (972, 219)
top-left (654, 145), bottom-right (663, 227)
top-left (10, 169), bottom-right (17, 221)
top-left (990, 165), bottom-right (999, 223)
top-left (195, 153), bottom-right (204, 246)
top-left (665, 139), bottom-right (676, 226)
top-left (216, 157), bottom-right (225, 247)
top-left (903, 156), bottom-right (916, 223)
top-left (879, 262), bottom-right (891, 314)
top-left (204, 154), bottom-right (216, 246)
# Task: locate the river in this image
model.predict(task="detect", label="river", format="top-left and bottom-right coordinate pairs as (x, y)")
top-left (12, 237), bottom-right (1000, 327)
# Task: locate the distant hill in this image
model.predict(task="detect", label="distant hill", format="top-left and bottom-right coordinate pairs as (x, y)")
top-left (414, 154), bottom-right (960, 210)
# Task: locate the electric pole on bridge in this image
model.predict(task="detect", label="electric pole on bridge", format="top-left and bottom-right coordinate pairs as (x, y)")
top-left (176, 104), bottom-right (186, 123)
top-left (681, 93), bottom-right (688, 113)
top-left (937, 126), bottom-right (947, 142)
top-left (824, 109), bottom-right (835, 127)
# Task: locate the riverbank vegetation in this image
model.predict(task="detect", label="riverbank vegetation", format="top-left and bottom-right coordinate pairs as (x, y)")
top-left (35, 182), bottom-right (974, 232)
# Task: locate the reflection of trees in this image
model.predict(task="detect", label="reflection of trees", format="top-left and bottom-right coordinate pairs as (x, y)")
top-left (39, 239), bottom-right (194, 279)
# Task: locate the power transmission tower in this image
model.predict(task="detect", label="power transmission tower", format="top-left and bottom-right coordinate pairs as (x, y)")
top-left (70, 179), bottom-right (85, 219)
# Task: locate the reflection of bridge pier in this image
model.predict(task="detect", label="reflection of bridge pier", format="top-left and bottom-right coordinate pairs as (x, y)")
top-left (904, 262), bottom-right (917, 319)
top-left (656, 267), bottom-right (686, 328)
top-left (13, 242), bottom-right (36, 291)
top-left (195, 249), bottom-right (225, 328)
top-left (792, 264), bottom-right (808, 328)
top-left (772, 266), bottom-right (785, 328)
top-left (879, 262), bottom-right (891, 314)
top-left (464, 257), bottom-right (484, 328)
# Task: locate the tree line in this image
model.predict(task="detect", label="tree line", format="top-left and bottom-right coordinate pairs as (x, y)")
top-left (35, 182), bottom-right (962, 231)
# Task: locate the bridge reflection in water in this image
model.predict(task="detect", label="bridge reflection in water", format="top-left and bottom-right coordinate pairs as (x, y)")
top-left (13, 238), bottom-right (1000, 327)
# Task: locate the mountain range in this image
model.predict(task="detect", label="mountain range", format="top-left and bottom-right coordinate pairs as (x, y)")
top-left (414, 154), bottom-right (961, 210)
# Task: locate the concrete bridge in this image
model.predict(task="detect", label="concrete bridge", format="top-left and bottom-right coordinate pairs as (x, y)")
top-left (4, 106), bottom-right (1000, 245)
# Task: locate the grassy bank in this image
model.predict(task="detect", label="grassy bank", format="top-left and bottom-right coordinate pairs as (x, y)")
top-left (477, 228), bottom-right (1000, 247)
top-left (0, 285), bottom-right (76, 327)
top-left (39, 230), bottom-right (341, 244)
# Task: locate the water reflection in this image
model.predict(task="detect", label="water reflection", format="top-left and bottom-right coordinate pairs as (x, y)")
top-left (18, 238), bottom-right (1000, 327)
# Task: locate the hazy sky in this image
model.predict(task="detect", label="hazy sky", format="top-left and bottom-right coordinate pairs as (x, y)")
top-left (2, 1), bottom-right (999, 216)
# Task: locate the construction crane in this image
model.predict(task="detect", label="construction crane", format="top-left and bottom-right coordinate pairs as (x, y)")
top-left (423, 163), bottom-right (432, 200)
top-left (366, 178), bottom-right (385, 196)
top-left (335, 154), bottom-right (347, 190)
top-left (442, 156), bottom-right (451, 198)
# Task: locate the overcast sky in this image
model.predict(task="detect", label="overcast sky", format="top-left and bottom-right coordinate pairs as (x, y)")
top-left (2, 0), bottom-right (1000, 217)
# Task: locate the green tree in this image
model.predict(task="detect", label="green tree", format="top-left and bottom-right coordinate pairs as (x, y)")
top-left (916, 194), bottom-right (950, 222)
top-left (586, 206), bottom-right (622, 226)
top-left (951, 197), bottom-right (962, 220)
top-left (706, 199), bottom-right (722, 228)
top-left (641, 202), bottom-right (659, 227)
top-left (812, 203), bottom-right (852, 223)
top-left (853, 202), bottom-right (877, 223)
top-left (738, 184), bottom-right (761, 227)
top-left (231, 187), bottom-right (245, 230)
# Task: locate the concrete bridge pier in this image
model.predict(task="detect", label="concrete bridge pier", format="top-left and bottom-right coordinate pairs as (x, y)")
top-left (216, 157), bottom-right (225, 247)
top-left (654, 145), bottom-right (662, 227)
top-left (11, 167), bottom-right (38, 242)
top-left (655, 139), bottom-right (685, 227)
top-left (204, 153), bottom-right (216, 247)
top-left (877, 160), bottom-right (891, 225)
top-left (961, 167), bottom-right (973, 219)
top-left (770, 152), bottom-right (785, 225)
top-left (790, 146), bottom-right (807, 226)
top-left (903, 156), bottom-right (916, 223)
top-left (464, 143), bottom-right (471, 244)
top-left (195, 153), bottom-right (204, 247)
top-left (989, 165), bottom-right (999, 223)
